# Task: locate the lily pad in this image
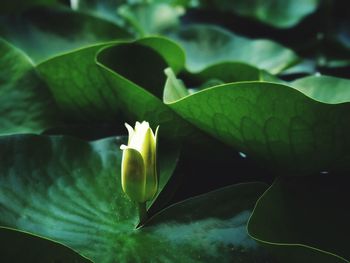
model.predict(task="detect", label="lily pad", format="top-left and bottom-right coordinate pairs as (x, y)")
top-left (0, 227), bottom-right (91, 263)
top-left (169, 24), bottom-right (299, 74)
top-left (248, 175), bottom-right (350, 262)
top-left (290, 75), bottom-right (350, 104)
top-left (198, 0), bottom-right (320, 28)
top-left (37, 37), bottom-right (192, 137)
top-left (37, 43), bottom-right (118, 122)
top-left (118, 2), bottom-right (184, 36)
top-left (166, 80), bottom-right (350, 174)
top-left (95, 38), bottom-right (193, 137)
top-left (71, 0), bottom-right (126, 25)
top-left (0, 0), bottom-right (58, 13)
top-left (189, 62), bottom-right (268, 84)
top-left (163, 67), bottom-right (189, 103)
top-left (0, 38), bottom-right (58, 135)
top-left (171, 63), bottom-right (282, 96)
top-left (0, 6), bottom-right (131, 63)
top-left (0, 134), bottom-right (272, 262)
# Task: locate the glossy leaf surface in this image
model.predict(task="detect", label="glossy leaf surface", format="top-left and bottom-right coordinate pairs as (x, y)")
top-left (0, 135), bottom-right (271, 263)
top-left (248, 175), bottom-right (350, 262)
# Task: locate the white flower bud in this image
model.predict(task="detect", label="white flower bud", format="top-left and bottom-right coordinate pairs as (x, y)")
top-left (120, 121), bottom-right (159, 203)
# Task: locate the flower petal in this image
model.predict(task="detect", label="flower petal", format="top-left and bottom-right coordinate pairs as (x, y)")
top-left (129, 122), bottom-right (149, 152)
top-left (120, 144), bottom-right (128, 150)
top-left (125, 123), bottom-right (135, 144)
top-left (121, 147), bottom-right (146, 203)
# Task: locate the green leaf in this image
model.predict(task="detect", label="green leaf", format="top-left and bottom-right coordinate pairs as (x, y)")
top-left (0, 6), bottom-right (132, 63)
top-left (169, 25), bottom-right (299, 74)
top-left (191, 63), bottom-right (265, 83)
top-left (199, 0), bottom-right (320, 28)
top-left (248, 175), bottom-right (350, 262)
top-left (0, 38), bottom-right (58, 135)
top-left (0, 227), bottom-right (91, 263)
top-left (291, 75), bottom-right (350, 104)
top-left (181, 62), bottom-right (283, 93)
top-left (0, 134), bottom-right (272, 262)
top-left (96, 37), bottom-right (192, 137)
top-left (163, 63), bottom-right (279, 101)
top-left (37, 43), bottom-right (118, 122)
top-left (279, 59), bottom-right (317, 76)
top-left (118, 2), bottom-right (184, 36)
top-left (37, 37), bottom-right (192, 138)
top-left (96, 38), bottom-right (193, 138)
top-left (144, 182), bottom-right (273, 263)
top-left (71, 0), bottom-right (126, 25)
top-left (0, 0), bottom-right (59, 13)
top-left (163, 67), bottom-right (189, 103)
top-left (166, 80), bottom-right (350, 174)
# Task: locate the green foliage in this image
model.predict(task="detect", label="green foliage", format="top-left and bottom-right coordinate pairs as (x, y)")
top-left (0, 135), bottom-right (270, 263)
top-left (0, 6), bottom-right (131, 63)
top-left (169, 25), bottom-right (299, 74)
top-left (1, 1), bottom-right (350, 262)
top-left (118, 2), bottom-right (184, 36)
top-left (166, 80), bottom-right (350, 174)
top-left (0, 39), bottom-right (58, 135)
top-left (198, 0), bottom-right (321, 28)
top-left (0, 228), bottom-right (91, 263)
top-left (0, 0), bottom-right (59, 14)
top-left (248, 175), bottom-right (350, 262)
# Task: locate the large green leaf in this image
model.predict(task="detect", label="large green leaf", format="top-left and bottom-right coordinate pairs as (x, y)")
top-left (96, 38), bottom-right (194, 137)
top-left (71, 0), bottom-right (126, 25)
top-left (248, 175), bottom-right (350, 263)
top-left (166, 79), bottom-right (350, 174)
top-left (37, 43), bottom-right (118, 122)
top-left (199, 0), bottom-right (320, 28)
top-left (0, 0), bottom-right (59, 13)
top-left (0, 38), bottom-right (58, 135)
top-left (37, 37), bottom-right (192, 138)
top-left (188, 63), bottom-right (271, 84)
top-left (171, 63), bottom-right (282, 96)
top-left (0, 134), bottom-right (272, 262)
top-left (118, 2), bottom-right (184, 36)
top-left (169, 25), bottom-right (299, 74)
top-left (0, 6), bottom-right (131, 63)
top-left (163, 68), bottom-right (190, 103)
top-left (0, 227), bottom-right (91, 263)
top-left (291, 75), bottom-right (350, 104)
top-left (74, 0), bottom-right (189, 28)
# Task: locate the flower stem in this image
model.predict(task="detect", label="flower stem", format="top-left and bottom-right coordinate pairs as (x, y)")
top-left (137, 202), bottom-right (147, 225)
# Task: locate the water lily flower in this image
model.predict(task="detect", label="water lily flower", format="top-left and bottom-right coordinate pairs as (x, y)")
top-left (120, 121), bottom-right (159, 204)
